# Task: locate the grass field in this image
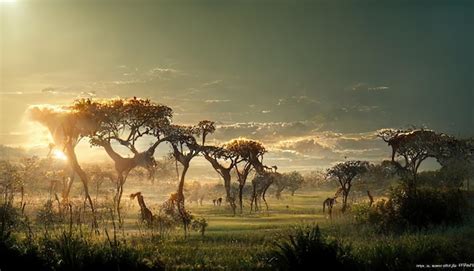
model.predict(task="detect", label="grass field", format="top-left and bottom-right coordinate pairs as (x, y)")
top-left (5, 183), bottom-right (474, 270)
top-left (114, 188), bottom-right (474, 270)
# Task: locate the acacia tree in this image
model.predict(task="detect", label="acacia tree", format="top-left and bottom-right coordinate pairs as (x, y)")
top-left (165, 121), bottom-right (215, 236)
top-left (225, 138), bottom-right (266, 213)
top-left (73, 98), bottom-right (172, 224)
top-left (435, 137), bottom-right (474, 190)
top-left (274, 171), bottom-right (304, 199)
top-left (29, 104), bottom-right (101, 228)
top-left (201, 145), bottom-right (238, 214)
top-left (378, 128), bottom-right (448, 192)
top-left (326, 160), bottom-right (370, 212)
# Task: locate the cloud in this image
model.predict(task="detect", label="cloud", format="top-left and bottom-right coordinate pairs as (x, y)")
top-left (274, 138), bottom-right (334, 157)
top-left (368, 86), bottom-right (389, 91)
top-left (210, 121), bottom-right (392, 167)
top-left (277, 95), bottom-right (318, 106)
top-left (41, 87), bottom-right (57, 94)
top-left (1, 91), bottom-right (24, 95)
top-left (350, 82), bottom-right (390, 91)
top-left (147, 67), bottom-right (178, 77)
top-left (205, 99), bottom-right (231, 103)
top-left (202, 80), bottom-right (223, 87)
top-left (213, 121), bottom-right (321, 142)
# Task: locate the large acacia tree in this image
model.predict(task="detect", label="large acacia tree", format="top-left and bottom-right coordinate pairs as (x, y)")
top-left (73, 98), bottom-right (173, 223)
top-left (29, 104), bottom-right (102, 228)
top-left (201, 145), bottom-right (238, 214)
top-left (165, 121), bottom-right (215, 235)
top-left (326, 160), bottom-right (370, 212)
top-left (225, 138), bottom-right (266, 213)
top-left (378, 128), bottom-right (459, 193)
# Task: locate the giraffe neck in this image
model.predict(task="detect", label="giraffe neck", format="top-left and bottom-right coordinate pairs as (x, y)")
top-left (137, 195), bottom-right (147, 210)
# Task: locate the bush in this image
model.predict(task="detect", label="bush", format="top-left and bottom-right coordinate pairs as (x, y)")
top-left (191, 217), bottom-right (208, 237)
top-left (267, 225), bottom-right (357, 270)
top-left (36, 200), bottom-right (62, 226)
top-left (39, 229), bottom-right (164, 271)
top-left (0, 238), bottom-right (50, 271)
top-left (0, 203), bottom-right (24, 240)
top-left (353, 186), bottom-right (468, 232)
top-left (355, 235), bottom-right (474, 271)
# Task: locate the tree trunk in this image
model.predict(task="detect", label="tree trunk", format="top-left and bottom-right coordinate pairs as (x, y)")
top-left (115, 173), bottom-right (127, 226)
top-left (64, 143), bottom-right (98, 229)
top-left (62, 174), bottom-right (75, 203)
top-left (250, 183), bottom-right (257, 212)
top-left (238, 183), bottom-right (244, 213)
top-left (177, 163), bottom-right (189, 200)
top-left (222, 172), bottom-right (236, 215)
top-left (177, 163), bottom-right (190, 238)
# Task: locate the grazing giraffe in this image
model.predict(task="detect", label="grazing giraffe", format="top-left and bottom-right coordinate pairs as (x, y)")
top-left (323, 197), bottom-right (337, 215)
top-left (130, 192), bottom-right (153, 225)
top-left (323, 188), bottom-right (342, 218)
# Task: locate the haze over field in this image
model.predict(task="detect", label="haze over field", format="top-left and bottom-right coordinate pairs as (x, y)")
top-left (1, 1), bottom-right (472, 174)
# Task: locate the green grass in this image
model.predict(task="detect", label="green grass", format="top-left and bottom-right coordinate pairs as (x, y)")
top-left (6, 188), bottom-right (474, 270)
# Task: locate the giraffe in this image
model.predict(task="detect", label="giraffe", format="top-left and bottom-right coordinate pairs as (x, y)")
top-left (99, 140), bottom-right (158, 224)
top-left (130, 192), bottom-right (154, 226)
top-left (250, 166), bottom-right (281, 212)
top-left (322, 197), bottom-right (337, 217)
top-left (323, 188), bottom-right (342, 218)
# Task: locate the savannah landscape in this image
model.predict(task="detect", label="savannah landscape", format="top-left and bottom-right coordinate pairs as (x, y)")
top-left (1, 1), bottom-right (473, 270)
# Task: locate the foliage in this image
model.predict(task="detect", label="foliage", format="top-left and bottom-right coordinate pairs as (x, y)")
top-left (0, 203), bottom-right (23, 241)
top-left (191, 217), bottom-right (208, 237)
top-left (354, 234), bottom-right (474, 271)
top-left (267, 225), bottom-right (356, 270)
top-left (275, 171), bottom-right (304, 199)
top-left (326, 160), bottom-right (370, 212)
top-left (353, 186), bottom-right (468, 232)
top-left (36, 200), bottom-right (62, 226)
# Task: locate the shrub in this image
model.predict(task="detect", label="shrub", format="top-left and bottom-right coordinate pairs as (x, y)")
top-left (36, 200), bottom-right (62, 226)
top-left (39, 228), bottom-right (164, 271)
top-left (353, 185), bottom-right (468, 232)
top-left (0, 203), bottom-right (23, 240)
top-left (267, 225), bottom-right (357, 270)
top-left (355, 235), bottom-right (474, 271)
top-left (191, 217), bottom-right (208, 237)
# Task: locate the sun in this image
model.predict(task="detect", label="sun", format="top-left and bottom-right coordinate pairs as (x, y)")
top-left (52, 149), bottom-right (68, 161)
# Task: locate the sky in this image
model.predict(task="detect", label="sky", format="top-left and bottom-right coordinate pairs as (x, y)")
top-left (0, 0), bottom-right (472, 174)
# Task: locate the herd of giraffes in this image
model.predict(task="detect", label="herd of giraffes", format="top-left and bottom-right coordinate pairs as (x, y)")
top-left (322, 188), bottom-right (375, 218)
top-left (130, 187), bottom-right (375, 226)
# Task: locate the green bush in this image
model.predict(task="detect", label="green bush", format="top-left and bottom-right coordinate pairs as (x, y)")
top-left (39, 229), bottom-right (165, 271)
top-left (354, 235), bottom-right (474, 271)
top-left (267, 225), bottom-right (357, 270)
top-left (0, 203), bottom-right (24, 240)
top-left (36, 200), bottom-right (62, 226)
top-left (353, 186), bottom-right (468, 232)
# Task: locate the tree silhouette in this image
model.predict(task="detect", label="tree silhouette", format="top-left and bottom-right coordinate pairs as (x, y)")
top-left (326, 160), bottom-right (369, 212)
top-left (225, 138), bottom-right (266, 213)
top-left (29, 104), bottom-right (101, 229)
top-left (379, 128), bottom-right (452, 192)
top-left (274, 171), bottom-right (304, 199)
top-left (166, 121), bottom-right (215, 236)
top-left (73, 98), bottom-right (172, 224)
top-left (201, 145), bottom-right (238, 214)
